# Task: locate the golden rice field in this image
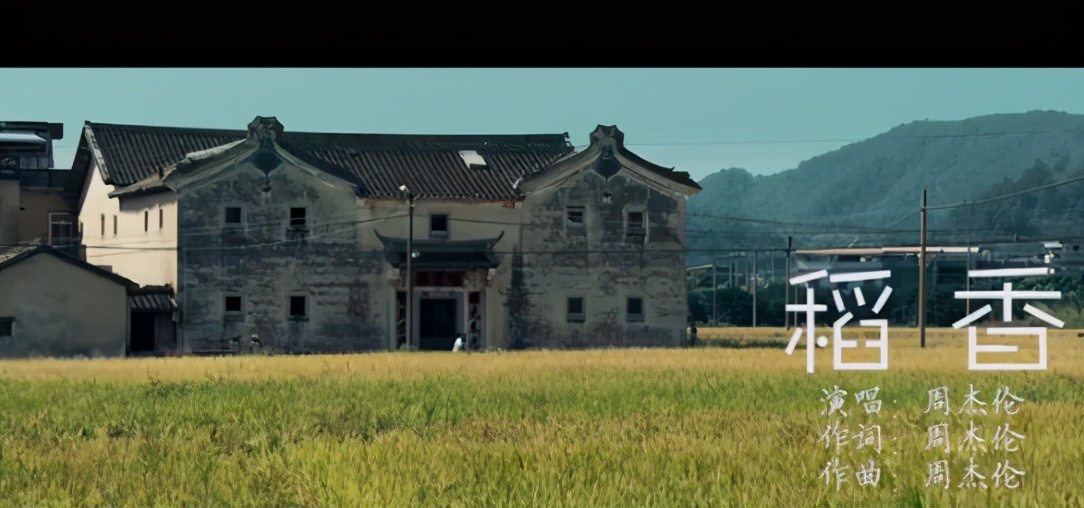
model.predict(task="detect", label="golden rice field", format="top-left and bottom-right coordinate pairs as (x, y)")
top-left (1, 327), bottom-right (1083, 507)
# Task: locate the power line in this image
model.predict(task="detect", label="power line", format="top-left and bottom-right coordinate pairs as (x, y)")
top-left (43, 205), bottom-right (1084, 255)
top-left (34, 165), bottom-right (1084, 255)
top-left (925, 174), bottom-right (1084, 211)
top-left (53, 230), bottom-right (1084, 258)
top-left (570, 129), bottom-right (1081, 149)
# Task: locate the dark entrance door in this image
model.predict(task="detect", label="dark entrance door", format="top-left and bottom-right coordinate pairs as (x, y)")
top-left (419, 298), bottom-right (457, 351)
top-left (130, 312), bottom-right (156, 354)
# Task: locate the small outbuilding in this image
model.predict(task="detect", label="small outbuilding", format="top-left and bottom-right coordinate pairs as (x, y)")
top-left (0, 244), bottom-right (137, 358)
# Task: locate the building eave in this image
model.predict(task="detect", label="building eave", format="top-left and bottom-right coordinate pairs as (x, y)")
top-left (0, 244), bottom-right (139, 289)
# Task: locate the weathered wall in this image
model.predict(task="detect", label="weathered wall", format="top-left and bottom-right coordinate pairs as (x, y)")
top-left (360, 200), bottom-right (518, 349)
top-left (18, 189), bottom-right (71, 244)
top-left (79, 159), bottom-right (178, 286)
top-left (0, 254), bottom-right (129, 357)
top-left (177, 160), bottom-right (386, 353)
top-left (514, 170), bottom-right (689, 349)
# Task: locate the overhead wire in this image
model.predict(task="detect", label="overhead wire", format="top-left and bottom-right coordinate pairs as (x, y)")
top-left (39, 171), bottom-right (1080, 258)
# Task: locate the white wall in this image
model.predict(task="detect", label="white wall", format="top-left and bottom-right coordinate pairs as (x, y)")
top-left (78, 159), bottom-right (178, 287)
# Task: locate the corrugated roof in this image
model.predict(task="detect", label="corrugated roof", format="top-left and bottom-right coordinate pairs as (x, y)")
top-left (130, 293), bottom-right (176, 311)
top-left (84, 121), bottom-right (576, 202)
top-left (796, 246), bottom-right (980, 256)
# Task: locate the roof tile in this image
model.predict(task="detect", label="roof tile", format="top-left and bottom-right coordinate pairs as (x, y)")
top-left (86, 122), bottom-right (576, 201)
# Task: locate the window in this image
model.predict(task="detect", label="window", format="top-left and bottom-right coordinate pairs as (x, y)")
top-left (100, 214), bottom-right (105, 237)
top-left (159, 209), bottom-right (164, 229)
top-left (625, 210), bottom-right (646, 242)
top-left (290, 207), bottom-right (307, 228)
top-left (289, 295), bottom-right (308, 319)
top-left (224, 207), bottom-right (242, 224)
top-left (224, 296), bottom-right (242, 313)
top-left (144, 211), bottom-right (149, 232)
top-left (430, 214), bottom-right (448, 238)
top-left (113, 215), bottom-right (118, 236)
top-left (627, 297), bottom-right (644, 322)
top-left (566, 206), bottom-right (585, 225)
top-left (48, 213), bottom-right (73, 246)
top-left (0, 318), bottom-right (12, 338)
top-left (567, 297), bottom-right (585, 323)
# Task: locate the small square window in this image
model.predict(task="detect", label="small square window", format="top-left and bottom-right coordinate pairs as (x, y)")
top-left (290, 296), bottom-right (307, 318)
top-left (290, 207), bottom-right (307, 228)
top-left (567, 297), bottom-right (585, 323)
top-left (430, 214), bottom-right (448, 237)
top-left (225, 207), bottom-right (242, 224)
top-left (567, 206), bottom-right (585, 225)
top-left (0, 318), bottom-right (13, 337)
top-left (627, 297), bottom-right (644, 322)
top-left (224, 296), bottom-right (242, 313)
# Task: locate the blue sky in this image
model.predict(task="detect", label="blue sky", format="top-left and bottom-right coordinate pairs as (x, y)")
top-left (2, 68), bottom-right (1081, 181)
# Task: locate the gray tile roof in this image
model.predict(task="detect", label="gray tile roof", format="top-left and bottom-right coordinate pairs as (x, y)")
top-left (81, 121), bottom-right (576, 202)
top-left (130, 285), bottom-right (177, 311)
top-left (375, 231), bottom-right (504, 270)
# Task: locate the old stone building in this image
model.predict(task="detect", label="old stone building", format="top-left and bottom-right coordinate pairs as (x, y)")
top-left (68, 116), bottom-right (701, 353)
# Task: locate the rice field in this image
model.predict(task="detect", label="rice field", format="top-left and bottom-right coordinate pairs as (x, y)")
top-left (0, 326), bottom-right (1082, 507)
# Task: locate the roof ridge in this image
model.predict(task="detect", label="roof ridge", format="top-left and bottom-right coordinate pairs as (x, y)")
top-left (87, 121), bottom-right (245, 133)
top-left (88, 122), bottom-right (568, 140)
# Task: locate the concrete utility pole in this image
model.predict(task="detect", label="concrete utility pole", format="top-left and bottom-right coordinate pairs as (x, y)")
top-left (712, 262), bottom-right (718, 326)
top-left (966, 199), bottom-right (973, 315)
top-left (752, 251), bottom-right (759, 327)
top-left (399, 185), bottom-right (416, 350)
top-left (784, 236), bottom-right (792, 330)
top-left (919, 188), bottom-right (928, 348)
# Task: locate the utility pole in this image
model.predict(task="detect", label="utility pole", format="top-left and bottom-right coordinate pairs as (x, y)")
top-left (399, 185), bottom-right (416, 351)
top-left (919, 188), bottom-right (928, 348)
top-left (966, 199), bottom-right (972, 315)
top-left (784, 236), bottom-right (792, 330)
top-left (752, 250), bottom-right (759, 327)
top-left (712, 262), bottom-right (718, 326)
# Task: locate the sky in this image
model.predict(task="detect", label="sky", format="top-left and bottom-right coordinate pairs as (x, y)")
top-left (2, 68), bottom-right (1081, 182)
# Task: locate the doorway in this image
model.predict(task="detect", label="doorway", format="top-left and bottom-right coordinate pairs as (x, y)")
top-left (130, 312), bottom-right (156, 354)
top-left (419, 297), bottom-right (458, 351)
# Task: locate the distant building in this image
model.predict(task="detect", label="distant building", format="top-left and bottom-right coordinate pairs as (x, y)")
top-left (0, 121), bottom-right (79, 257)
top-left (68, 116), bottom-right (701, 354)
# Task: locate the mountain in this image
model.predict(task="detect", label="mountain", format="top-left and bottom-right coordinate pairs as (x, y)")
top-left (686, 111), bottom-right (1084, 266)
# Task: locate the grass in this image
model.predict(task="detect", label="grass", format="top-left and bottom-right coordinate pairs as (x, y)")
top-left (1, 327), bottom-right (1083, 506)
